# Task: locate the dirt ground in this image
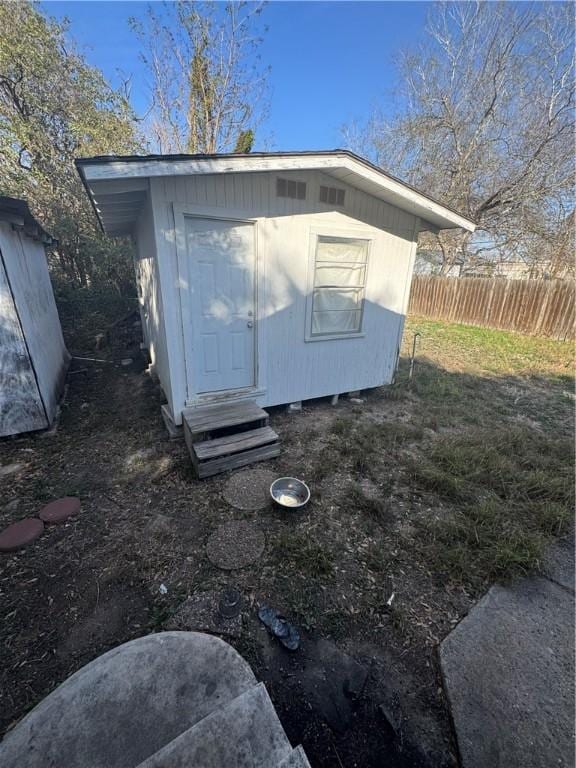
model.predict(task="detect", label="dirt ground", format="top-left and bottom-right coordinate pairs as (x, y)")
top-left (0, 310), bottom-right (573, 767)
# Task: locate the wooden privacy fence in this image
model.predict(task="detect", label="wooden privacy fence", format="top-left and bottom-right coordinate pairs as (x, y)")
top-left (408, 276), bottom-right (575, 341)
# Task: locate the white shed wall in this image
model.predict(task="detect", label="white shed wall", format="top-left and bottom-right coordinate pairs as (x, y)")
top-left (133, 193), bottom-right (175, 414)
top-left (149, 170), bottom-right (417, 420)
top-left (0, 221), bottom-right (68, 434)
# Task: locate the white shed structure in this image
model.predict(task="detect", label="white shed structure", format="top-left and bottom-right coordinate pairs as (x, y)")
top-left (0, 197), bottom-right (69, 437)
top-left (76, 151), bottom-right (474, 471)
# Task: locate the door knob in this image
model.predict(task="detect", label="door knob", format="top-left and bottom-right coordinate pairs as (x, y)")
top-left (247, 321), bottom-right (254, 328)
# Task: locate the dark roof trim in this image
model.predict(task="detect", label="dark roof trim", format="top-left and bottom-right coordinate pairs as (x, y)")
top-left (0, 197), bottom-right (57, 245)
top-left (75, 164), bottom-right (106, 235)
top-left (75, 149), bottom-right (475, 226)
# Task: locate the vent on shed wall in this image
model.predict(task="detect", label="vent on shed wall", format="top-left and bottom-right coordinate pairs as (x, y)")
top-left (276, 177), bottom-right (306, 200)
top-left (319, 185), bottom-right (345, 206)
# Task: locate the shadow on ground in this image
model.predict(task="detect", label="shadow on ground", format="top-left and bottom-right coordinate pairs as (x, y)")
top-left (0, 310), bottom-right (573, 768)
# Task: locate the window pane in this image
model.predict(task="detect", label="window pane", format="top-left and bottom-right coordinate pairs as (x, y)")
top-left (316, 237), bottom-right (367, 263)
top-left (312, 310), bottom-right (362, 335)
top-left (313, 288), bottom-right (363, 311)
top-left (310, 235), bottom-right (369, 338)
top-left (314, 264), bottom-right (365, 287)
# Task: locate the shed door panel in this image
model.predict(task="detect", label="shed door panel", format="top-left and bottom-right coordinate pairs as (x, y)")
top-left (0, 252), bottom-right (47, 436)
top-left (186, 217), bottom-right (255, 393)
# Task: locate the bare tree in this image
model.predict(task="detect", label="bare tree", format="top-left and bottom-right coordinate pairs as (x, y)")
top-left (131, 2), bottom-right (269, 154)
top-left (344, 2), bottom-right (575, 276)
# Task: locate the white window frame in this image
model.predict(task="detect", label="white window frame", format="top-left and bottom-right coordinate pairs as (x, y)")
top-left (305, 226), bottom-right (372, 342)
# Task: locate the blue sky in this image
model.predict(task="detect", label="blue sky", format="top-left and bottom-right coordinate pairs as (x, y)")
top-left (42, 1), bottom-right (430, 151)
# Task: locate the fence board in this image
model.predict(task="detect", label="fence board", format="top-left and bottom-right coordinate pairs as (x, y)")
top-left (408, 276), bottom-right (575, 341)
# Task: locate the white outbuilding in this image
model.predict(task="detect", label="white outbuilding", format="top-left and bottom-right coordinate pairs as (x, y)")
top-left (0, 197), bottom-right (69, 437)
top-left (76, 150), bottom-right (475, 442)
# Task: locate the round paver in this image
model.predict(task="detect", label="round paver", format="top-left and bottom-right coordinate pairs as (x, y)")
top-left (206, 521), bottom-right (265, 570)
top-left (0, 518), bottom-right (44, 552)
top-left (39, 497), bottom-right (81, 524)
top-left (222, 469), bottom-right (278, 510)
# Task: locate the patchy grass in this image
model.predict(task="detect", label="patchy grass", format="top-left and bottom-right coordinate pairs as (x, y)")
top-left (364, 542), bottom-right (390, 573)
top-left (397, 318), bottom-right (574, 436)
top-left (410, 424), bottom-right (573, 583)
top-left (405, 317), bottom-right (574, 380)
top-left (347, 484), bottom-right (395, 526)
top-left (273, 532), bottom-right (335, 577)
top-left (319, 419), bottom-right (425, 480)
top-left (1, 306), bottom-right (573, 766)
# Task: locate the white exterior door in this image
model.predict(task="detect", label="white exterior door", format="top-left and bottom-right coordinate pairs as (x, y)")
top-left (186, 217), bottom-right (256, 393)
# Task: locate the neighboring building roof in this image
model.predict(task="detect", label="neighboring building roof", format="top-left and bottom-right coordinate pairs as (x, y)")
top-left (0, 197), bottom-right (57, 246)
top-left (75, 149), bottom-right (476, 236)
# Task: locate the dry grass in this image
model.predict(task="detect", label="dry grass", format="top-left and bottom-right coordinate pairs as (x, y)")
top-left (273, 532), bottom-right (335, 577)
top-left (1, 306), bottom-right (572, 766)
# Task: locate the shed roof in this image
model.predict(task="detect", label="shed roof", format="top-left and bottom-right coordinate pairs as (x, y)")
top-left (75, 149), bottom-right (476, 236)
top-left (0, 197), bottom-right (57, 245)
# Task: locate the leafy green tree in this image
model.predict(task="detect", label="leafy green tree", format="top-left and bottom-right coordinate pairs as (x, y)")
top-left (234, 129), bottom-right (254, 153)
top-left (0, 1), bottom-right (141, 292)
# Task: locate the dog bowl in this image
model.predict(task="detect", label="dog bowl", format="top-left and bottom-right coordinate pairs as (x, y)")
top-left (270, 477), bottom-right (310, 509)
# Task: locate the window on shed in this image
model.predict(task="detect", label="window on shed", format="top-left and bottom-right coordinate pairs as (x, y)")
top-left (310, 236), bottom-right (369, 337)
top-left (276, 177), bottom-right (306, 200)
top-left (319, 185), bottom-right (345, 206)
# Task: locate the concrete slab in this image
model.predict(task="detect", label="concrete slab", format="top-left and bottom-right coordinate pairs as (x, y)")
top-left (278, 746), bottom-right (313, 767)
top-left (0, 632), bottom-right (257, 768)
top-left (440, 577), bottom-right (575, 768)
top-left (137, 683), bottom-right (291, 768)
top-left (542, 532), bottom-right (575, 593)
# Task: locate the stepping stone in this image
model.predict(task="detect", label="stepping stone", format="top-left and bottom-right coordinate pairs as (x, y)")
top-left (206, 521), bottom-right (265, 570)
top-left (165, 591), bottom-right (242, 638)
top-left (222, 468), bottom-right (277, 510)
top-left (0, 518), bottom-right (44, 552)
top-left (39, 497), bottom-right (80, 524)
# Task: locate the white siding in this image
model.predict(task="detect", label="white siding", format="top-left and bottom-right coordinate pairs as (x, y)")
top-left (149, 170), bottom-right (418, 418)
top-left (0, 222), bottom-right (68, 435)
top-left (134, 193), bottom-right (174, 414)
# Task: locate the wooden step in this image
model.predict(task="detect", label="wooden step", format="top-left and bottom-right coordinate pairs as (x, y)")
top-left (183, 400), bottom-right (268, 443)
top-left (191, 426), bottom-right (280, 478)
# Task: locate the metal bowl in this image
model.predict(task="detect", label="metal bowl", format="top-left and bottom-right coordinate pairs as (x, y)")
top-left (270, 477), bottom-right (310, 509)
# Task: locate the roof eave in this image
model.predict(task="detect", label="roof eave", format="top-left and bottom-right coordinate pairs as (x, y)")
top-left (0, 196), bottom-right (57, 245)
top-left (75, 150), bottom-right (476, 234)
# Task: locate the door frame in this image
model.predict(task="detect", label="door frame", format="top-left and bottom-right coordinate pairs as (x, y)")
top-left (173, 203), bottom-right (264, 406)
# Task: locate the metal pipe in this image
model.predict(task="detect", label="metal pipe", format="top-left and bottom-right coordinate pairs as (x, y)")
top-left (408, 332), bottom-right (421, 383)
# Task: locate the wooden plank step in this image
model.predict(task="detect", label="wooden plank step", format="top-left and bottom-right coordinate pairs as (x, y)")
top-left (190, 425), bottom-right (281, 479)
top-left (183, 400), bottom-right (268, 439)
top-left (194, 443), bottom-right (281, 478)
top-left (193, 426), bottom-right (279, 461)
